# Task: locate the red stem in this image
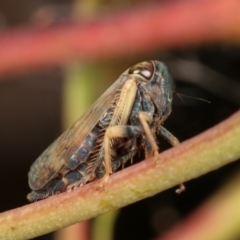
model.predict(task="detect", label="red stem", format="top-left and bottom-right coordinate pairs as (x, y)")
top-left (0, 0), bottom-right (239, 78)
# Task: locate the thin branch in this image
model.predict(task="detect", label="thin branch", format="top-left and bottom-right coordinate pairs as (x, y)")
top-left (0, 0), bottom-right (240, 78)
top-left (0, 111), bottom-right (240, 239)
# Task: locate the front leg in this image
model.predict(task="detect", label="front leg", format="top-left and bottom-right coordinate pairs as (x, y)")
top-left (99, 125), bottom-right (141, 187)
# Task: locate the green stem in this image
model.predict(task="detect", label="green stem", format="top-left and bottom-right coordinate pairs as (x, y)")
top-left (0, 111), bottom-right (240, 239)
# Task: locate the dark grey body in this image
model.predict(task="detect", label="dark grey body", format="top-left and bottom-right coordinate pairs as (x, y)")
top-left (28, 61), bottom-right (176, 201)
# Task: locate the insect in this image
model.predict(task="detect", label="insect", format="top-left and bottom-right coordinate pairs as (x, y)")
top-left (27, 60), bottom-right (181, 201)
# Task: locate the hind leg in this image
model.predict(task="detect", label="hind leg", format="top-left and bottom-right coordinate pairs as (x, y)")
top-left (99, 125), bottom-right (141, 187)
top-left (158, 125), bottom-right (185, 193)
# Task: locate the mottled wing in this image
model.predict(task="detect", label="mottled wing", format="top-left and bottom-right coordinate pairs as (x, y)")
top-left (28, 73), bottom-right (130, 190)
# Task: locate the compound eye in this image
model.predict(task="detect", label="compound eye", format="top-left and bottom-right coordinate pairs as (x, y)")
top-left (128, 61), bottom-right (154, 80)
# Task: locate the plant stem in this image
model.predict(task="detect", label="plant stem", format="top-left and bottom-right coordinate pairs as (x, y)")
top-left (0, 110), bottom-right (240, 239)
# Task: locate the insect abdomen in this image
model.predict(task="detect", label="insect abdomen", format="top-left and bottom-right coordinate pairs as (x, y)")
top-left (27, 126), bottom-right (102, 201)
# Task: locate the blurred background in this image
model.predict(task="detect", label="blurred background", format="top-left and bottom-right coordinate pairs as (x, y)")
top-left (0, 0), bottom-right (239, 239)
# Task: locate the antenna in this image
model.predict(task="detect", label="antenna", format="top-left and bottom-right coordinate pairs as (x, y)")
top-left (176, 92), bottom-right (211, 104)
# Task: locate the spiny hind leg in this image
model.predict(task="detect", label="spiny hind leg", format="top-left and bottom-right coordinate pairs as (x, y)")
top-left (99, 125), bottom-right (141, 188)
top-left (158, 125), bottom-right (185, 193)
top-left (138, 112), bottom-right (159, 160)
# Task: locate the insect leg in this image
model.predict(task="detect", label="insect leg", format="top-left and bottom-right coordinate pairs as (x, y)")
top-left (158, 125), bottom-right (185, 193)
top-left (138, 112), bottom-right (159, 158)
top-left (99, 125), bottom-right (141, 187)
top-left (158, 125), bottom-right (179, 146)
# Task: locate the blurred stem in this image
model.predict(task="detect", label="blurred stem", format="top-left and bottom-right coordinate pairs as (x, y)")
top-left (92, 210), bottom-right (119, 240)
top-left (0, 0), bottom-right (240, 78)
top-left (73, 0), bottom-right (99, 18)
top-left (158, 172), bottom-right (240, 240)
top-left (54, 222), bottom-right (90, 240)
top-left (0, 110), bottom-right (240, 239)
top-left (62, 63), bottom-right (96, 129)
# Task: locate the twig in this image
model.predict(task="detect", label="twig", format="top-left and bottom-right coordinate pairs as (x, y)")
top-left (0, 110), bottom-right (240, 239)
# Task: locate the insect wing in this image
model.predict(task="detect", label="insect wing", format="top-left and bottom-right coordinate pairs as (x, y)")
top-left (28, 74), bottom-right (129, 191)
